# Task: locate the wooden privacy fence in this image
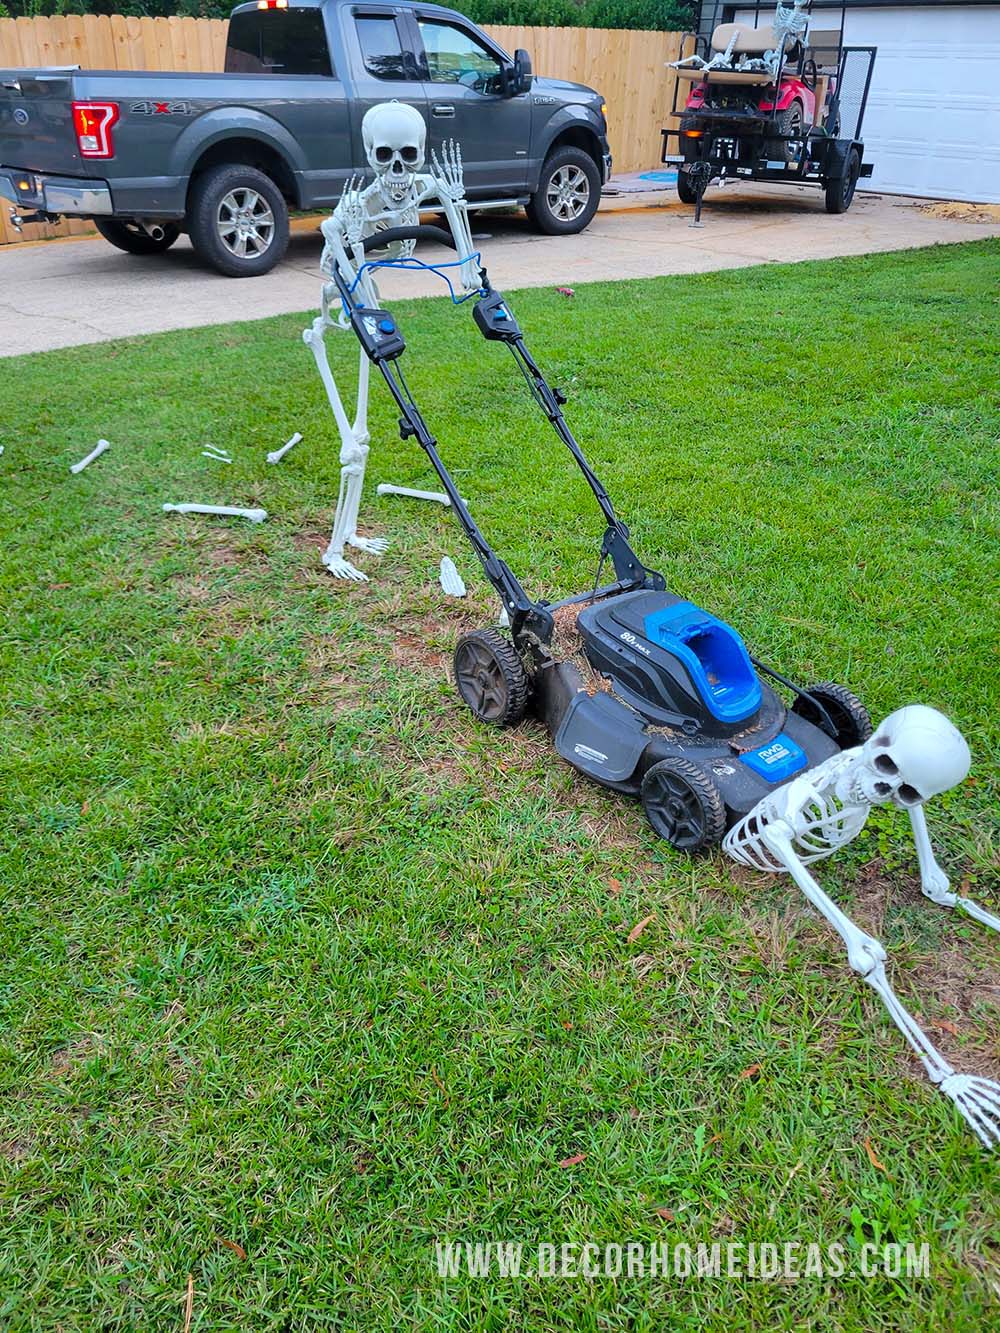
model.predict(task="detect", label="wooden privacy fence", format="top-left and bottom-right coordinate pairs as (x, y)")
top-left (0, 15), bottom-right (688, 247)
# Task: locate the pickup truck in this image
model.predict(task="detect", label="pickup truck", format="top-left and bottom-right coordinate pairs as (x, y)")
top-left (0, 0), bottom-right (611, 277)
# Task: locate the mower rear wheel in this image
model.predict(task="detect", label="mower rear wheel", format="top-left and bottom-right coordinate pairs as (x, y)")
top-left (454, 629), bottom-right (529, 727)
top-left (792, 682), bottom-right (872, 750)
top-left (641, 757), bottom-right (726, 851)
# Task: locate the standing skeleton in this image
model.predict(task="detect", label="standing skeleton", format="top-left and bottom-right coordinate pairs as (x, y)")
top-left (303, 101), bottom-right (478, 581)
top-left (725, 705), bottom-right (1000, 1146)
top-left (671, 0), bottom-right (811, 80)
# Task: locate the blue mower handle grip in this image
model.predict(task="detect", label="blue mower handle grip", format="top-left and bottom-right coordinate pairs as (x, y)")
top-left (360, 224), bottom-right (458, 252)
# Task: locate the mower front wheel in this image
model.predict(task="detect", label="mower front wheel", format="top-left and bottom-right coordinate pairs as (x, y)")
top-left (792, 682), bottom-right (871, 750)
top-left (454, 629), bottom-right (530, 727)
top-left (641, 757), bottom-right (726, 851)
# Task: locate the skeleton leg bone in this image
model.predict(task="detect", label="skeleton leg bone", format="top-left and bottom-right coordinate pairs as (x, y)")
top-left (303, 317), bottom-right (382, 581)
top-left (908, 806), bottom-right (1000, 934)
top-left (762, 822), bottom-right (1000, 1148)
top-left (346, 345), bottom-right (388, 557)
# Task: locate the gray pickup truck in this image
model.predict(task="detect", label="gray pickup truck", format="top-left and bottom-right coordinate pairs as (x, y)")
top-left (0, 0), bottom-right (611, 276)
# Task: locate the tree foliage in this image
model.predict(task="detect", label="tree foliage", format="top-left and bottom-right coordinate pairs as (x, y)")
top-left (0, 0), bottom-right (696, 31)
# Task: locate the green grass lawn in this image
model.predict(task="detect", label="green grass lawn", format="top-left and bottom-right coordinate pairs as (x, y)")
top-left (1, 240), bottom-right (998, 1331)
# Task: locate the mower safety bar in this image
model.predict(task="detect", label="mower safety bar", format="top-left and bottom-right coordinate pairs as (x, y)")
top-left (360, 225), bottom-right (458, 253)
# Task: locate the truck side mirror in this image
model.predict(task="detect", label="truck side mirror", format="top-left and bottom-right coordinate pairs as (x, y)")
top-left (512, 48), bottom-right (536, 95)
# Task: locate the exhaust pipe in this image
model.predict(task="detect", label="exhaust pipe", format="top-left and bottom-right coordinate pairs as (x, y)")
top-left (146, 224), bottom-right (166, 242)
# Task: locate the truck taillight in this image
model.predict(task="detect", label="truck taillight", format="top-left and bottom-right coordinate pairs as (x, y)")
top-left (72, 101), bottom-right (119, 159)
top-left (257, 1), bottom-right (288, 8)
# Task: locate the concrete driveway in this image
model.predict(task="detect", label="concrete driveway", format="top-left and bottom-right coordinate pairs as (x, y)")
top-left (2, 184), bottom-right (998, 358)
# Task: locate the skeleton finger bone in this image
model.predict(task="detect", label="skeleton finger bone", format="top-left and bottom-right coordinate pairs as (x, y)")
top-left (939, 1075), bottom-right (1000, 1149)
top-left (70, 439), bottom-right (110, 474)
top-left (440, 556), bottom-right (466, 598)
top-left (349, 535), bottom-right (390, 555)
top-left (164, 501), bottom-right (268, 522)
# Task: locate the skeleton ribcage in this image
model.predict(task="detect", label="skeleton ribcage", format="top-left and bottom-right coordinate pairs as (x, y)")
top-left (723, 793), bottom-right (869, 872)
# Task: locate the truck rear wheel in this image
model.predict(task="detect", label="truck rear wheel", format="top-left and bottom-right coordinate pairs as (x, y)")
top-left (94, 219), bottom-right (180, 256)
top-left (526, 146), bottom-right (601, 235)
top-left (187, 164), bottom-right (289, 278)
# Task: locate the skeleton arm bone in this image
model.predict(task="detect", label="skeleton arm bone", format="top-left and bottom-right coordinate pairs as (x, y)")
top-left (762, 821), bottom-right (1000, 1147)
top-left (909, 806), bottom-right (1000, 933)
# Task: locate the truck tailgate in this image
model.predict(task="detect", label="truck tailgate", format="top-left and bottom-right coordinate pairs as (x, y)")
top-left (0, 70), bottom-right (88, 174)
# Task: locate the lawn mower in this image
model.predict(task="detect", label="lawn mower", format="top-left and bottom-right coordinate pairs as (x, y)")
top-left (663, 2), bottom-right (876, 223)
top-left (331, 225), bottom-right (871, 850)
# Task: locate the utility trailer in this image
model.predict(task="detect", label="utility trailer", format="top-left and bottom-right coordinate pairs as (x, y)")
top-left (661, 2), bottom-right (876, 222)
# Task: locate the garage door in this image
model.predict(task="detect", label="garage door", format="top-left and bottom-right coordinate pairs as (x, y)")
top-left (844, 4), bottom-right (1000, 202)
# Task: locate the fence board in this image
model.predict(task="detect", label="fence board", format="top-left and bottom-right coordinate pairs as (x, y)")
top-left (0, 15), bottom-right (687, 248)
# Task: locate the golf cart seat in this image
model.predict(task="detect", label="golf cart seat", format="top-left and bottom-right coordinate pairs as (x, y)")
top-left (711, 22), bottom-right (776, 55)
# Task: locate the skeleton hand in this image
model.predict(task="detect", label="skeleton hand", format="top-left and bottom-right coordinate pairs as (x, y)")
top-left (431, 141), bottom-right (466, 202)
top-left (336, 175), bottom-right (368, 246)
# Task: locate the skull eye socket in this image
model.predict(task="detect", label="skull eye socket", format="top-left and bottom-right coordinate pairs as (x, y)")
top-left (873, 753), bottom-right (898, 776)
top-left (374, 146), bottom-right (394, 164)
top-left (400, 146), bottom-right (420, 164)
top-left (896, 783), bottom-right (923, 807)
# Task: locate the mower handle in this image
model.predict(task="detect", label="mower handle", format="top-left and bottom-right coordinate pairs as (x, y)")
top-left (361, 224), bottom-right (458, 253)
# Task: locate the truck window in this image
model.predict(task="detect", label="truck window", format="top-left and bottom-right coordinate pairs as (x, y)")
top-left (356, 16), bottom-right (414, 81)
top-left (417, 20), bottom-right (502, 94)
top-left (225, 8), bottom-right (333, 77)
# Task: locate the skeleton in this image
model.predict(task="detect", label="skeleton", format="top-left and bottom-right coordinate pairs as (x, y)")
top-left (162, 503), bottom-right (267, 523)
top-left (725, 705), bottom-right (1000, 1146)
top-left (671, 1), bottom-right (811, 80)
top-left (303, 101), bottom-right (478, 581)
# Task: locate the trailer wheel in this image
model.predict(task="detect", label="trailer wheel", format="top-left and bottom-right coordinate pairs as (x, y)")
top-left (454, 629), bottom-right (530, 727)
top-left (677, 168), bottom-right (698, 205)
top-left (641, 757), bottom-right (726, 851)
top-left (526, 146), bottom-right (601, 235)
top-left (187, 163), bottom-right (289, 277)
top-left (792, 682), bottom-right (871, 749)
top-left (94, 219), bottom-right (180, 256)
top-left (824, 147), bottom-right (861, 214)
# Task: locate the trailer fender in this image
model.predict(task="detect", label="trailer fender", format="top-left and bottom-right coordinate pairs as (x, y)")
top-left (817, 138), bottom-right (862, 180)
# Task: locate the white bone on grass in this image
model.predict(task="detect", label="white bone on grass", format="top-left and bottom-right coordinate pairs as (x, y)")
top-left (439, 557), bottom-right (467, 598)
top-left (306, 102), bottom-right (478, 584)
top-left (377, 483), bottom-right (465, 508)
top-left (724, 705), bottom-right (1000, 1147)
top-left (70, 439), bottom-right (110, 474)
top-left (267, 432), bottom-right (303, 465)
top-left (158, 501), bottom-right (266, 522)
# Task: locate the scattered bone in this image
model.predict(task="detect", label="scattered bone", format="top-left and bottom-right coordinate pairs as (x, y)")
top-left (163, 504), bottom-right (267, 523)
top-left (202, 451), bottom-right (232, 464)
top-left (267, 432), bottom-right (303, 465)
top-left (70, 439), bottom-right (110, 474)
top-left (377, 483), bottom-right (467, 508)
top-left (439, 557), bottom-right (466, 598)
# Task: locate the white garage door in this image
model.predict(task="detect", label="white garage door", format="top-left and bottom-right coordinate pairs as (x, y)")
top-left (844, 4), bottom-right (1000, 202)
top-left (734, 4), bottom-right (1000, 202)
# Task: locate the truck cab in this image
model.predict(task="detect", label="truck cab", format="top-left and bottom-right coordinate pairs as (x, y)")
top-left (0, 0), bottom-right (611, 276)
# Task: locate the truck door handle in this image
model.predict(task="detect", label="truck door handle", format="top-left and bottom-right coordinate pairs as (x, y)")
top-left (432, 103), bottom-right (455, 118)
top-left (3, 79), bottom-right (21, 91)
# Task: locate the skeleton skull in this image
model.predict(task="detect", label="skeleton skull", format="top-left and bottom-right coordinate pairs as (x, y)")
top-left (362, 101), bottom-right (426, 205)
top-left (854, 705), bottom-right (971, 808)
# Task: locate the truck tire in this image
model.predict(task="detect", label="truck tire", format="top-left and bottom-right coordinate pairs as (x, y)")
top-left (94, 219), bottom-right (180, 256)
top-left (187, 163), bottom-right (289, 278)
top-left (824, 147), bottom-right (861, 214)
top-left (526, 145), bottom-right (601, 235)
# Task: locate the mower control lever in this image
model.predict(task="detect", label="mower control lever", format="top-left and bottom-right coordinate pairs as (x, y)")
top-left (473, 288), bottom-right (522, 342)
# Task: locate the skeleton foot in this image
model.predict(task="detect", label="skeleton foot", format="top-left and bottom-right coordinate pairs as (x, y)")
top-left (938, 1074), bottom-right (1000, 1149)
top-left (323, 552), bottom-right (369, 582)
top-left (349, 534), bottom-right (390, 555)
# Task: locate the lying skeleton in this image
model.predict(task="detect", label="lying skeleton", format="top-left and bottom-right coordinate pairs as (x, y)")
top-left (303, 101), bottom-right (478, 582)
top-left (725, 705), bottom-right (1000, 1147)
